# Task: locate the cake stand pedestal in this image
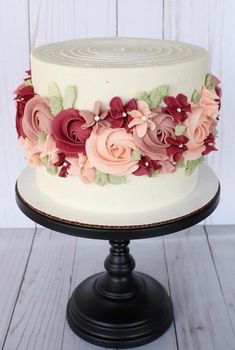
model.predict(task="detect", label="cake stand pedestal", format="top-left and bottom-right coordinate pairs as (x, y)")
top-left (15, 165), bottom-right (220, 349)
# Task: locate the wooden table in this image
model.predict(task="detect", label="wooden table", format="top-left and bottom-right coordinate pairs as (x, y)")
top-left (0, 225), bottom-right (234, 350)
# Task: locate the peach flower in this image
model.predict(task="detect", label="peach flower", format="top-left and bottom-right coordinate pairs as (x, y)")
top-left (184, 107), bottom-right (216, 161)
top-left (67, 155), bottom-right (96, 184)
top-left (19, 136), bottom-right (41, 166)
top-left (22, 96), bottom-right (53, 143)
top-left (36, 135), bottom-right (59, 165)
top-left (199, 87), bottom-right (220, 120)
top-left (128, 101), bottom-right (156, 137)
top-left (86, 127), bottom-right (139, 176)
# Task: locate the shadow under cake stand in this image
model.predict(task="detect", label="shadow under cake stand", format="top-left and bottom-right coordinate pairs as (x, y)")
top-left (15, 164), bottom-right (220, 349)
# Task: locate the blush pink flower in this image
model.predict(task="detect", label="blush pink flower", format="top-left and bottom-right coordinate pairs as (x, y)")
top-left (199, 87), bottom-right (220, 120)
top-left (80, 101), bottom-right (110, 132)
top-left (67, 155), bottom-right (96, 184)
top-left (36, 135), bottom-right (59, 165)
top-left (19, 136), bottom-right (41, 167)
top-left (133, 113), bottom-right (175, 161)
top-left (184, 107), bottom-right (216, 161)
top-left (86, 127), bottom-right (139, 176)
top-left (128, 101), bottom-right (156, 137)
top-left (22, 96), bottom-right (53, 143)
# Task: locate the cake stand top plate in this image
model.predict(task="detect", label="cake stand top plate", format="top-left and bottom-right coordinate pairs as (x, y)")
top-left (15, 164), bottom-right (220, 240)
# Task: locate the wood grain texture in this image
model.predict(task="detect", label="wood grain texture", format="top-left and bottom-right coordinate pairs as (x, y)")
top-left (3, 228), bottom-right (77, 350)
top-left (164, 226), bottom-right (235, 349)
top-left (0, 0), bottom-right (33, 228)
top-left (29, 0), bottom-right (116, 49)
top-left (206, 225), bottom-right (235, 335)
top-left (164, 0), bottom-right (235, 224)
top-left (0, 228), bottom-right (35, 349)
top-left (118, 0), bottom-right (163, 38)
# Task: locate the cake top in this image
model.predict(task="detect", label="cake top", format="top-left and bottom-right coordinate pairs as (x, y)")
top-left (31, 37), bottom-right (208, 68)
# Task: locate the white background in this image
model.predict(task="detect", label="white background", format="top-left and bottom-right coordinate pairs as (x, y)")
top-left (0, 0), bottom-right (234, 228)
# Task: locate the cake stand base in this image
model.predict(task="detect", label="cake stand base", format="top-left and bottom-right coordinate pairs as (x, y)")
top-left (66, 240), bottom-right (172, 349)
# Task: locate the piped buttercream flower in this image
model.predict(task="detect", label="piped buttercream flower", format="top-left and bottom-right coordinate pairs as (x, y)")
top-left (108, 97), bottom-right (137, 129)
top-left (19, 136), bottom-right (41, 166)
top-left (133, 113), bottom-right (175, 161)
top-left (133, 156), bottom-right (162, 177)
top-left (184, 107), bottom-right (216, 161)
top-left (67, 155), bottom-right (96, 184)
top-left (199, 87), bottom-right (220, 119)
top-left (163, 93), bottom-right (191, 123)
top-left (52, 108), bottom-right (91, 156)
top-left (86, 127), bottom-right (139, 176)
top-left (166, 135), bottom-right (189, 163)
top-left (22, 96), bottom-right (53, 143)
top-left (128, 100), bottom-right (156, 137)
top-left (80, 101), bottom-right (110, 131)
top-left (36, 134), bottom-right (59, 165)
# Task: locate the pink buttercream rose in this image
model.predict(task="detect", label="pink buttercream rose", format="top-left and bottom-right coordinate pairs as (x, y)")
top-left (67, 155), bottom-right (96, 184)
top-left (22, 96), bottom-right (53, 143)
top-left (86, 127), bottom-right (139, 176)
top-left (133, 113), bottom-right (175, 161)
top-left (128, 100), bottom-right (156, 137)
top-left (19, 136), bottom-right (41, 166)
top-left (184, 107), bottom-right (216, 161)
top-left (199, 87), bottom-right (220, 119)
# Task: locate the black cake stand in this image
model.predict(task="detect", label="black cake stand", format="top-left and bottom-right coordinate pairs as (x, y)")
top-left (15, 165), bottom-right (220, 349)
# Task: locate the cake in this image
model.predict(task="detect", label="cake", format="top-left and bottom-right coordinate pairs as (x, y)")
top-left (15, 38), bottom-right (221, 216)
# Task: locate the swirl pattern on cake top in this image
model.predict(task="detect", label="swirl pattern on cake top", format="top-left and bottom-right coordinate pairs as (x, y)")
top-left (31, 38), bottom-right (207, 68)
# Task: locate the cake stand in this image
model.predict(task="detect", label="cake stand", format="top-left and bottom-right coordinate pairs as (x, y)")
top-left (15, 164), bottom-right (220, 349)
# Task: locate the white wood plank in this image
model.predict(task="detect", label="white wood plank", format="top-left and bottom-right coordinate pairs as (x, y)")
top-left (0, 0), bottom-right (33, 228)
top-left (164, 226), bottom-right (235, 349)
top-left (29, 0), bottom-right (116, 49)
top-left (206, 225), bottom-right (235, 334)
top-left (118, 0), bottom-right (163, 38)
top-left (61, 238), bottom-right (178, 350)
top-left (3, 228), bottom-right (77, 350)
top-left (164, 0), bottom-right (235, 224)
top-left (0, 228), bottom-right (35, 349)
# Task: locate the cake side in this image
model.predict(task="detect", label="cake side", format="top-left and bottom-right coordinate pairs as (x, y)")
top-left (31, 38), bottom-right (208, 110)
top-left (36, 166), bottom-right (199, 213)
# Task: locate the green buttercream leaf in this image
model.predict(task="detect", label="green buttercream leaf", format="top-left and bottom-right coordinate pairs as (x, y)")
top-left (25, 79), bottom-right (33, 86)
top-left (48, 82), bottom-right (63, 116)
top-left (177, 160), bottom-right (185, 168)
top-left (135, 91), bottom-right (151, 105)
top-left (149, 84), bottom-right (169, 108)
top-left (46, 165), bottom-right (58, 175)
top-left (205, 73), bottom-right (214, 90)
top-left (131, 150), bottom-right (141, 161)
top-left (151, 170), bottom-right (159, 177)
top-left (175, 124), bottom-right (187, 136)
top-left (95, 171), bottom-right (109, 186)
top-left (40, 156), bottom-right (48, 166)
top-left (191, 89), bottom-right (201, 103)
top-left (38, 131), bottom-right (47, 142)
top-left (63, 85), bottom-right (77, 109)
top-left (185, 157), bottom-right (205, 176)
top-left (109, 175), bottom-right (126, 185)
top-left (213, 128), bottom-right (219, 137)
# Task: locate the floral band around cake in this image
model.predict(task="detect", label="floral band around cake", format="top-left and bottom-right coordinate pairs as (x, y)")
top-left (15, 71), bottom-right (221, 185)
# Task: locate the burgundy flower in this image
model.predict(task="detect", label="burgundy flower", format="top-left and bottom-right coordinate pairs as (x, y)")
top-left (202, 133), bottom-right (217, 156)
top-left (166, 135), bottom-right (189, 163)
top-left (52, 109), bottom-right (91, 156)
top-left (14, 78), bottom-right (35, 138)
top-left (108, 97), bottom-right (137, 129)
top-left (133, 156), bottom-right (162, 177)
top-left (163, 94), bottom-right (191, 123)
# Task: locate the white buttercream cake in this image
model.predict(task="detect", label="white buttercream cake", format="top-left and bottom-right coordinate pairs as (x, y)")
top-left (15, 38), bottom-right (221, 217)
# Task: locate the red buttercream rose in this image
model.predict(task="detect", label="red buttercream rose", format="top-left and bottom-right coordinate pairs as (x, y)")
top-left (52, 109), bottom-right (91, 156)
top-left (15, 82), bottom-right (35, 138)
top-left (108, 97), bottom-right (137, 129)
